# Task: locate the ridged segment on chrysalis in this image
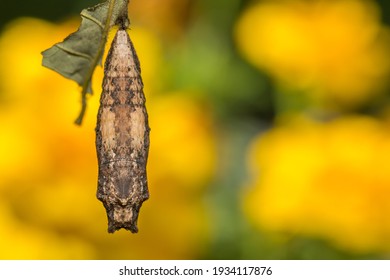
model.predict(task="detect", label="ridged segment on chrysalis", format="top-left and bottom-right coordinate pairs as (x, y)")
top-left (95, 27), bottom-right (150, 233)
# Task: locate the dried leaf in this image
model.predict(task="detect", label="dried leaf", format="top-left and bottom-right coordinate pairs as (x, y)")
top-left (41, 0), bottom-right (129, 124)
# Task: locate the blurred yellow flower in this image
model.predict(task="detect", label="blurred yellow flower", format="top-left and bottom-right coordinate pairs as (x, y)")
top-left (235, 0), bottom-right (390, 107)
top-left (0, 200), bottom-right (95, 259)
top-left (0, 17), bottom-right (216, 259)
top-left (148, 94), bottom-right (216, 191)
top-left (244, 116), bottom-right (390, 253)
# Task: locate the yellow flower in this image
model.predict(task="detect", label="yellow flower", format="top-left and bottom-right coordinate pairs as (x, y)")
top-left (0, 199), bottom-right (95, 259)
top-left (0, 18), bottom-right (216, 259)
top-left (148, 94), bottom-right (216, 191)
top-left (245, 116), bottom-right (390, 253)
top-left (235, 0), bottom-right (390, 107)
top-left (143, 93), bottom-right (216, 258)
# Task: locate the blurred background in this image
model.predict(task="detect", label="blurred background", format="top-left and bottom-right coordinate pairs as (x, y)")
top-left (1, 0), bottom-right (390, 259)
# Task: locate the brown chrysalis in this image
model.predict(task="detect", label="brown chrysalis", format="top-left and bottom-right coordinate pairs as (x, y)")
top-left (96, 27), bottom-right (150, 233)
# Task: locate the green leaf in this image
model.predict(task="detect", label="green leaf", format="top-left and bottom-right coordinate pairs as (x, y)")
top-left (41, 0), bottom-right (129, 125)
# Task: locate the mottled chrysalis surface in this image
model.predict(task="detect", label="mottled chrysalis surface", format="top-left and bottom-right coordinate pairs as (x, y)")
top-left (96, 28), bottom-right (150, 233)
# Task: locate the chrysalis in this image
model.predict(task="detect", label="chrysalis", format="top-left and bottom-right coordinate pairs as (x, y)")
top-left (96, 27), bottom-right (150, 233)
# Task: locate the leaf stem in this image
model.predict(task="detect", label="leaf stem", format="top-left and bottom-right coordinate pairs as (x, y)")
top-left (75, 0), bottom-right (118, 125)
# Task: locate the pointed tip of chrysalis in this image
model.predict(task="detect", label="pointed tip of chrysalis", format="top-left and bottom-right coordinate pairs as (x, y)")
top-left (106, 205), bottom-right (141, 234)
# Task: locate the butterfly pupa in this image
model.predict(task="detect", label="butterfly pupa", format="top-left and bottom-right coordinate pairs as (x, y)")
top-left (95, 27), bottom-right (150, 233)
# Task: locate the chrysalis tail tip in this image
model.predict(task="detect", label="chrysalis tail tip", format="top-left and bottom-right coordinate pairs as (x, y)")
top-left (108, 223), bottom-right (139, 234)
top-left (106, 205), bottom-right (140, 234)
